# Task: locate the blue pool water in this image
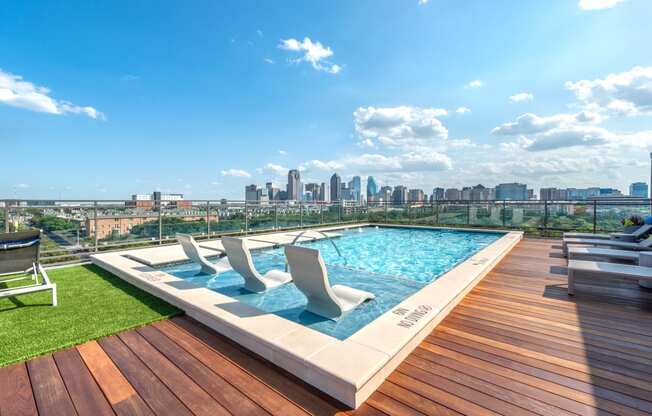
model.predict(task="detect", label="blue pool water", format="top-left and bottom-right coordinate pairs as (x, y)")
top-left (161, 226), bottom-right (503, 340)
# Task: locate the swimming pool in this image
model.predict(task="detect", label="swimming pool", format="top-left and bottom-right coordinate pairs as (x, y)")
top-left (92, 224), bottom-right (522, 407)
top-left (161, 226), bottom-right (503, 339)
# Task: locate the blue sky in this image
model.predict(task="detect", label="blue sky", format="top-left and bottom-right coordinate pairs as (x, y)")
top-left (2, 0), bottom-right (652, 199)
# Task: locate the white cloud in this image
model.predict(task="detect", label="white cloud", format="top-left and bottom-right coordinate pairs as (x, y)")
top-left (565, 66), bottom-right (652, 116)
top-left (455, 107), bottom-right (471, 114)
top-left (220, 169), bottom-right (251, 178)
top-left (491, 111), bottom-right (600, 136)
top-left (257, 29), bottom-right (264, 37)
top-left (278, 37), bottom-right (342, 74)
top-left (466, 80), bottom-right (484, 89)
top-left (300, 150), bottom-right (452, 175)
top-left (0, 69), bottom-right (103, 119)
top-left (258, 163), bottom-right (288, 177)
top-left (354, 106), bottom-right (449, 148)
top-left (525, 125), bottom-right (612, 151)
top-left (578, 0), bottom-right (625, 10)
top-left (509, 92), bottom-right (534, 103)
top-left (14, 183), bottom-right (30, 188)
top-left (278, 150), bottom-right (287, 155)
top-left (418, 0), bottom-right (429, 4)
top-left (300, 159), bottom-right (344, 172)
top-left (264, 58), bottom-right (275, 64)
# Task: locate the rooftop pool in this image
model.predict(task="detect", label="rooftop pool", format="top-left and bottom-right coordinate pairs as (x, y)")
top-left (161, 226), bottom-right (504, 339)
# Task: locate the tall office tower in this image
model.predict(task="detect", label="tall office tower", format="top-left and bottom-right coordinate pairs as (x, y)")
top-left (378, 186), bottom-right (392, 202)
top-left (408, 189), bottom-right (425, 202)
top-left (287, 169), bottom-right (300, 201)
top-left (341, 183), bottom-right (353, 201)
top-left (367, 176), bottom-right (378, 202)
top-left (431, 187), bottom-right (444, 201)
top-left (630, 182), bottom-right (649, 198)
top-left (265, 182), bottom-right (279, 200)
top-left (445, 188), bottom-right (462, 200)
top-left (245, 184), bottom-right (260, 201)
top-left (319, 182), bottom-right (327, 202)
top-left (495, 183), bottom-right (528, 200)
top-left (461, 187), bottom-right (473, 201)
top-left (305, 183), bottom-right (321, 202)
top-left (392, 185), bottom-right (408, 204)
top-left (330, 173), bottom-right (341, 201)
top-left (349, 176), bottom-right (361, 202)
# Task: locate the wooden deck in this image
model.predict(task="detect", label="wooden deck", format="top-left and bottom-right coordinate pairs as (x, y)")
top-left (2, 238), bottom-right (652, 416)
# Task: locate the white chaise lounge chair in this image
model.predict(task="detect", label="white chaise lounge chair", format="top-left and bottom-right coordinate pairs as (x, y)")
top-left (284, 245), bottom-right (375, 319)
top-left (567, 259), bottom-right (652, 295)
top-left (562, 237), bottom-right (652, 256)
top-left (222, 236), bottom-right (292, 293)
top-left (176, 233), bottom-right (231, 275)
top-left (567, 247), bottom-right (640, 263)
top-left (0, 230), bottom-right (56, 306)
top-left (563, 224), bottom-right (652, 241)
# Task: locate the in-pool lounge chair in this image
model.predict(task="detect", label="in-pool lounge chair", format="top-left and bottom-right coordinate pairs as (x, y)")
top-left (567, 259), bottom-right (652, 295)
top-left (563, 223), bottom-right (652, 241)
top-left (562, 237), bottom-right (652, 256)
top-left (0, 230), bottom-right (57, 306)
top-left (222, 236), bottom-right (292, 293)
top-left (176, 233), bottom-right (231, 275)
top-left (284, 245), bottom-right (374, 319)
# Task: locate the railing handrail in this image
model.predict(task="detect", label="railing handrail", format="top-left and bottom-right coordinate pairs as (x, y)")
top-left (4, 198), bottom-right (652, 266)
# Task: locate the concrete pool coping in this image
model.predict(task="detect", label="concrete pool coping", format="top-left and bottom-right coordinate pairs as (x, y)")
top-left (90, 224), bottom-right (523, 408)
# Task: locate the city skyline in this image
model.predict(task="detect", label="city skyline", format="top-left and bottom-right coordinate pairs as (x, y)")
top-left (2, 1), bottom-right (652, 199)
top-left (240, 169), bottom-right (649, 202)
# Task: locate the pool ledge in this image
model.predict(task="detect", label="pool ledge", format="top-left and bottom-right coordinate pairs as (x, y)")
top-left (91, 226), bottom-right (523, 408)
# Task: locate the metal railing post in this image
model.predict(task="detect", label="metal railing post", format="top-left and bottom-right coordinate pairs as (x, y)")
top-left (502, 200), bottom-right (506, 228)
top-left (3, 201), bottom-right (9, 233)
top-left (158, 201), bottom-right (163, 245)
top-left (299, 201), bottom-right (303, 227)
top-left (543, 199), bottom-right (548, 237)
top-left (93, 201), bottom-right (98, 251)
top-left (435, 200), bottom-right (439, 225)
top-left (338, 202), bottom-right (342, 223)
top-left (593, 200), bottom-right (597, 234)
top-left (384, 201), bottom-right (388, 223)
top-left (467, 202), bottom-right (471, 225)
top-left (274, 201), bottom-right (278, 229)
top-left (320, 203), bottom-right (323, 224)
top-left (206, 200), bottom-right (210, 237)
top-left (244, 201), bottom-right (248, 234)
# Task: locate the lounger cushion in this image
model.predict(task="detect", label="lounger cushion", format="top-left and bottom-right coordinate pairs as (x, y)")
top-left (263, 269), bottom-right (292, 285)
top-left (332, 285), bottom-right (375, 312)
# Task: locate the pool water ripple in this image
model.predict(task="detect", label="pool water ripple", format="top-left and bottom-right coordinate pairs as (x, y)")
top-left (161, 226), bottom-right (502, 339)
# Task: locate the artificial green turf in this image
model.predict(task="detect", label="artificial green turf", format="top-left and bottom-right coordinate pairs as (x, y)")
top-left (0, 264), bottom-right (180, 367)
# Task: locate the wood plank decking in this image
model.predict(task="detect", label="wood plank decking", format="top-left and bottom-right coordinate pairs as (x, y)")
top-left (1, 238), bottom-right (651, 415)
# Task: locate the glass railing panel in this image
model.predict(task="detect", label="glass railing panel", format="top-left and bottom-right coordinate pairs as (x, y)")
top-left (503, 202), bottom-right (544, 232)
top-left (437, 203), bottom-right (467, 225)
top-left (276, 202), bottom-right (301, 229)
top-left (302, 203), bottom-right (322, 226)
top-left (321, 204), bottom-right (341, 224)
top-left (596, 201), bottom-right (650, 233)
top-left (246, 202), bottom-right (276, 232)
top-left (385, 204), bottom-right (410, 223)
top-left (545, 201), bottom-right (593, 236)
top-left (410, 203), bottom-right (434, 224)
top-left (340, 204), bottom-right (356, 223)
top-left (468, 202), bottom-right (502, 227)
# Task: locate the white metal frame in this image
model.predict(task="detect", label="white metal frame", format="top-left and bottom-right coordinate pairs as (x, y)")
top-left (0, 262), bottom-right (57, 306)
